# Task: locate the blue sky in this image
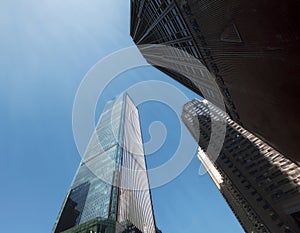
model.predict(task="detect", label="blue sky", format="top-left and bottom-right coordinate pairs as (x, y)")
top-left (0, 0), bottom-right (244, 232)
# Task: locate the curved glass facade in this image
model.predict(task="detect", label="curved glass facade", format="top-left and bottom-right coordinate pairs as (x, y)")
top-left (53, 94), bottom-right (157, 233)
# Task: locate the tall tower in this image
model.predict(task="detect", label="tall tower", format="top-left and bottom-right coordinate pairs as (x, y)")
top-left (130, 0), bottom-right (300, 164)
top-left (53, 93), bottom-right (157, 233)
top-left (182, 99), bottom-right (300, 233)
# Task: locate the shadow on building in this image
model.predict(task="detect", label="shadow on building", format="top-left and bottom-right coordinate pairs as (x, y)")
top-left (130, 0), bottom-right (300, 164)
top-left (182, 99), bottom-right (300, 233)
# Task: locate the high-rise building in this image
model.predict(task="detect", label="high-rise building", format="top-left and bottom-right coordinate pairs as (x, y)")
top-left (182, 99), bottom-right (300, 233)
top-left (130, 0), bottom-right (300, 163)
top-left (53, 93), bottom-right (158, 233)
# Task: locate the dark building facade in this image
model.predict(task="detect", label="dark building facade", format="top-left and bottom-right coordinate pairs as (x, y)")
top-left (53, 94), bottom-right (158, 233)
top-left (130, 0), bottom-right (300, 163)
top-left (182, 99), bottom-right (300, 233)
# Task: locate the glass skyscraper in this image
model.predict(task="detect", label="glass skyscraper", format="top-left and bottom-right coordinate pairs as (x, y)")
top-left (53, 93), bottom-right (157, 233)
top-left (130, 0), bottom-right (300, 164)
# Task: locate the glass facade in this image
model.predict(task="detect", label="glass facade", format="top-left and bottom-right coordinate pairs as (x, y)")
top-left (53, 94), bottom-right (156, 233)
top-left (131, 0), bottom-right (201, 61)
top-left (131, 0), bottom-right (300, 164)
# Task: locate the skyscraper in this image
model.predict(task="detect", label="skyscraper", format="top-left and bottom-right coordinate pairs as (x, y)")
top-left (53, 93), bottom-right (158, 233)
top-left (182, 99), bottom-right (300, 233)
top-left (130, 0), bottom-right (300, 163)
